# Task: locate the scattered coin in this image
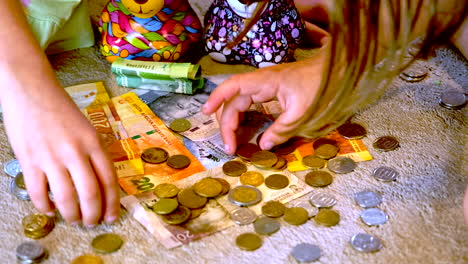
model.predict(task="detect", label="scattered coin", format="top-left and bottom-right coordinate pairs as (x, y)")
top-left (189, 208), bottom-right (204, 220)
top-left (141, 147), bottom-right (169, 164)
top-left (291, 243), bottom-right (322, 262)
top-left (305, 171), bottom-right (333, 187)
top-left (302, 155), bottom-right (326, 169)
top-left (236, 143), bottom-right (261, 161)
top-left (264, 174), bottom-right (290, 189)
top-left (72, 255), bottom-right (104, 264)
top-left (251, 150), bottom-right (278, 168)
top-left (228, 185), bottom-right (263, 207)
top-left (167, 154), bottom-right (191, 169)
top-left (314, 144), bottom-right (339, 160)
top-left (222, 160), bottom-right (247, 176)
top-left (154, 183), bottom-right (179, 198)
top-left (240, 171), bottom-right (264, 187)
top-left (213, 178), bottom-right (231, 195)
top-left (271, 156), bottom-right (287, 171)
top-left (152, 198), bottom-right (179, 215)
top-left (350, 233), bottom-right (383, 253)
top-left (254, 216), bottom-right (281, 235)
top-left (22, 213), bottom-right (55, 239)
top-left (373, 136), bottom-right (400, 151)
top-left (236, 233), bottom-right (263, 251)
top-left (309, 192), bottom-right (337, 208)
top-left (372, 166), bottom-right (399, 182)
top-left (3, 158), bottom-right (22, 177)
top-left (360, 208), bottom-right (389, 226)
top-left (261, 200), bottom-right (286, 218)
top-left (91, 233), bottom-right (124, 254)
top-left (283, 207), bottom-right (309, 225)
top-left (16, 241), bottom-right (47, 263)
top-left (327, 157), bottom-right (357, 174)
top-left (291, 200), bottom-right (319, 218)
top-left (177, 188), bottom-right (208, 209)
top-left (230, 208), bottom-right (257, 225)
top-left (337, 122), bottom-right (367, 140)
top-left (10, 172), bottom-right (30, 201)
top-left (271, 140), bottom-right (296, 155)
top-left (315, 209), bottom-right (340, 227)
top-left (354, 190), bottom-right (382, 208)
top-left (161, 206), bottom-right (191, 225)
top-left (169, 118), bottom-right (192, 132)
top-left (313, 138), bottom-right (339, 150)
top-left (194, 178), bottom-right (223, 197)
top-left (439, 90), bottom-right (467, 110)
top-left (399, 62), bottom-right (428, 82)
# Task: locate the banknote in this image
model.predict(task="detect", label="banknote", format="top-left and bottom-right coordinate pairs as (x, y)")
top-left (65, 82), bottom-right (111, 109)
top-left (116, 75), bottom-right (204, 95)
top-left (111, 58), bottom-right (201, 80)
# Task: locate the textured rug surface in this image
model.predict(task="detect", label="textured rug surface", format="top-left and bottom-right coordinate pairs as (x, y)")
top-left (0, 1), bottom-right (467, 263)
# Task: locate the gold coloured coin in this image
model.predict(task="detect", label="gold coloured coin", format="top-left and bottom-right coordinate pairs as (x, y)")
top-left (161, 206), bottom-right (191, 225)
top-left (71, 255), bottom-right (104, 264)
top-left (302, 155), bottom-right (326, 169)
top-left (194, 178), bottom-right (223, 197)
top-left (236, 233), bottom-right (263, 251)
top-left (314, 144), bottom-right (339, 160)
top-left (153, 198), bottom-right (179, 215)
top-left (313, 138), bottom-right (339, 150)
top-left (169, 118), bottom-right (192, 132)
top-left (283, 207), bottom-right (309, 225)
top-left (213, 178), bottom-right (231, 195)
top-left (141, 147), bottom-right (169, 164)
top-left (167, 154), bottom-right (191, 169)
top-left (154, 183), bottom-right (180, 198)
top-left (22, 213), bottom-right (48, 232)
top-left (232, 186), bottom-right (260, 203)
top-left (264, 174), bottom-right (289, 189)
top-left (189, 208), bottom-right (204, 220)
top-left (240, 171), bottom-right (264, 187)
top-left (177, 188), bottom-right (208, 209)
top-left (222, 160), bottom-right (247, 176)
top-left (261, 201), bottom-right (286, 218)
top-left (251, 151), bottom-right (278, 168)
top-left (236, 143), bottom-right (261, 161)
top-left (315, 209), bottom-right (340, 227)
top-left (271, 156), bottom-right (287, 171)
top-left (91, 233), bottom-right (124, 254)
top-left (305, 171), bottom-right (333, 187)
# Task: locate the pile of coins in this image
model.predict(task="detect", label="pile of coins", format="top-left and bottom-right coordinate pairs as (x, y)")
top-left (141, 147), bottom-right (191, 169)
top-left (16, 241), bottom-right (48, 264)
top-left (10, 172), bottom-right (30, 201)
top-left (22, 213), bottom-right (55, 239)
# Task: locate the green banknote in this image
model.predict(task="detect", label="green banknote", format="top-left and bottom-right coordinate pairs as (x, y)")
top-left (116, 75), bottom-right (204, 94)
top-left (111, 58), bottom-right (201, 80)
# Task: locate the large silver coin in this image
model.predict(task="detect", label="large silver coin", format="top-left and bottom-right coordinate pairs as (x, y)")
top-left (10, 173), bottom-right (30, 201)
top-left (291, 200), bottom-right (319, 218)
top-left (3, 159), bottom-right (22, 177)
top-left (16, 241), bottom-right (46, 261)
top-left (439, 90), bottom-right (467, 110)
top-left (350, 233), bottom-right (383, 253)
top-left (230, 208), bottom-right (257, 225)
top-left (254, 216), bottom-right (281, 235)
top-left (291, 243), bottom-right (321, 262)
top-left (228, 185), bottom-right (263, 207)
top-left (309, 192), bottom-right (337, 208)
top-left (360, 208), bottom-right (389, 226)
top-left (327, 157), bottom-right (357, 174)
top-left (372, 166), bottom-right (399, 182)
top-left (354, 190), bottom-right (382, 208)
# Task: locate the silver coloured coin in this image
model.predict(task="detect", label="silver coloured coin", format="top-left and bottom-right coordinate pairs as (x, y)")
top-left (350, 233), bottom-right (383, 253)
top-left (291, 243), bottom-right (321, 262)
top-left (400, 62), bottom-right (428, 81)
top-left (16, 241), bottom-right (46, 261)
top-left (253, 216), bottom-right (281, 235)
top-left (228, 185), bottom-right (263, 207)
top-left (399, 74), bottom-right (426, 83)
top-left (327, 157), bottom-right (356, 174)
top-left (230, 208), bottom-right (257, 225)
top-left (291, 200), bottom-right (319, 218)
top-left (373, 166), bottom-right (399, 182)
top-left (3, 159), bottom-right (22, 177)
top-left (360, 208), bottom-right (389, 226)
top-left (309, 192), bottom-right (337, 208)
top-left (354, 190), bottom-right (382, 208)
top-left (10, 173), bottom-right (30, 201)
top-left (439, 90), bottom-right (467, 110)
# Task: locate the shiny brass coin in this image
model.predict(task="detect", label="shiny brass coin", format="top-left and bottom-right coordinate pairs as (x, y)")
top-left (22, 213), bottom-right (49, 232)
top-left (236, 143), bottom-right (261, 161)
top-left (194, 178), bottom-right (223, 197)
top-left (305, 171), bottom-right (333, 187)
top-left (213, 178), bottom-right (231, 195)
top-left (315, 209), bottom-right (340, 227)
top-left (236, 233), bottom-right (263, 251)
top-left (169, 118), bottom-right (192, 132)
top-left (189, 208), bottom-right (204, 220)
top-left (154, 183), bottom-right (180, 198)
top-left (302, 155), bottom-right (326, 169)
top-left (141, 147), bottom-right (169, 164)
top-left (264, 174), bottom-right (289, 190)
top-left (91, 233), bottom-right (124, 254)
top-left (222, 160), bottom-right (247, 176)
top-left (15, 172), bottom-right (26, 189)
top-left (271, 156), bottom-right (287, 171)
top-left (153, 198), bottom-right (179, 215)
top-left (314, 144), bottom-right (339, 160)
top-left (337, 123), bottom-right (367, 140)
top-left (230, 186), bottom-right (262, 204)
top-left (71, 255), bottom-right (104, 264)
top-left (161, 206), bottom-right (191, 225)
top-left (177, 188), bottom-right (208, 209)
top-left (283, 207), bottom-right (309, 225)
top-left (272, 140), bottom-right (296, 155)
top-left (261, 200), bottom-right (286, 218)
top-left (240, 171), bottom-right (264, 187)
top-left (251, 151), bottom-right (278, 168)
top-left (167, 154), bottom-right (191, 169)
top-left (313, 138), bottom-right (339, 150)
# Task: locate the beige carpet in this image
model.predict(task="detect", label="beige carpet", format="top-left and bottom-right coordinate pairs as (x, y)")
top-left (0, 1), bottom-right (467, 263)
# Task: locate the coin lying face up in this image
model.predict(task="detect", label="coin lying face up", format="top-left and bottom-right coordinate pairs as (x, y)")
top-left (230, 208), bottom-right (257, 225)
top-left (372, 166), bottom-right (399, 182)
top-left (439, 90), bottom-right (467, 110)
top-left (360, 208), bottom-right (389, 226)
top-left (16, 241), bottom-right (47, 264)
top-left (309, 192), bottom-right (337, 208)
top-left (354, 190), bottom-right (382, 208)
top-left (350, 233), bottom-right (383, 253)
top-left (228, 185), bottom-right (263, 207)
top-left (4, 158), bottom-right (22, 177)
top-left (291, 243), bottom-right (322, 262)
top-left (254, 216), bottom-right (281, 235)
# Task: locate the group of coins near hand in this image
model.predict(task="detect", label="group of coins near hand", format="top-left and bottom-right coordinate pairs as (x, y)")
top-left (141, 147), bottom-right (191, 169)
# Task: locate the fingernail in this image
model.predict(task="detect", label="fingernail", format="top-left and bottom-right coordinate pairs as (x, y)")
top-left (224, 144), bottom-right (231, 154)
top-left (202, 103), bottom-right (209, 113)
top-left (45, 211), bottom-right (55, 217)
top-left (262, 141), bottom-right (274, 150)
top-left (105, 215), bottom-right (117, 224)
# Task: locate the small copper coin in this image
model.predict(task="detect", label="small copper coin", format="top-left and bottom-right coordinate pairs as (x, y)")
top-left (305, 171), bottom-right (333, 187)
top-left (154, 183), bottom-right (179, 198)
top-left (314, 144), bottom-right (339, 160)
top-left (315, 209), bottom-right (340, 227)
top-left (167, 154), bottom-right (191, 169)
top-left (194, 178), bottom-right (223, 197)
top-left (373, 136), bottom-right (400, 151)
top-left (337, 123), bottom-right (367, 139)
top-left (302, 155), bottom-right (326, 169)
top-left (251, 151), bottom-right (278, 168)
top-left (161, 206), bottom-right (191, 225)
top-left (222, 160), bottom-right (247, 176)
top-left (236, 143), bottom-right (261, 161)
top-left (169, 118), bottom-right (192, 132)
top-left (261, 200), bottom-right (286, 218)
top-left (177, 188), bottom-right (208, 209)
top-left (213, 178), bottom-right (231, 195)
top-left (313, 138), bottom-right (339, 150)
top-left (236, 233), bottom-right (263, 251)
top-left (141, 147), bottom-right (169, 164)
top-left (264, 174), bottom-right (290, 190)
top-left (240, 171), bottom-right (265, 187)
top-left (283, 207), bottom-right (309, 225)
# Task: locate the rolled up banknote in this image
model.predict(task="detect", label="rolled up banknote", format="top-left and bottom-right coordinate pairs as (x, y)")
top-left (111, 58), bottom-right (201, 80)
top-left (116, 75), bottom-right (204, 95)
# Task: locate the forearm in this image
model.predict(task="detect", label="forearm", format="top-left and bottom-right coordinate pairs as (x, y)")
top-left (451, 17), bottom-right (468, 59)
